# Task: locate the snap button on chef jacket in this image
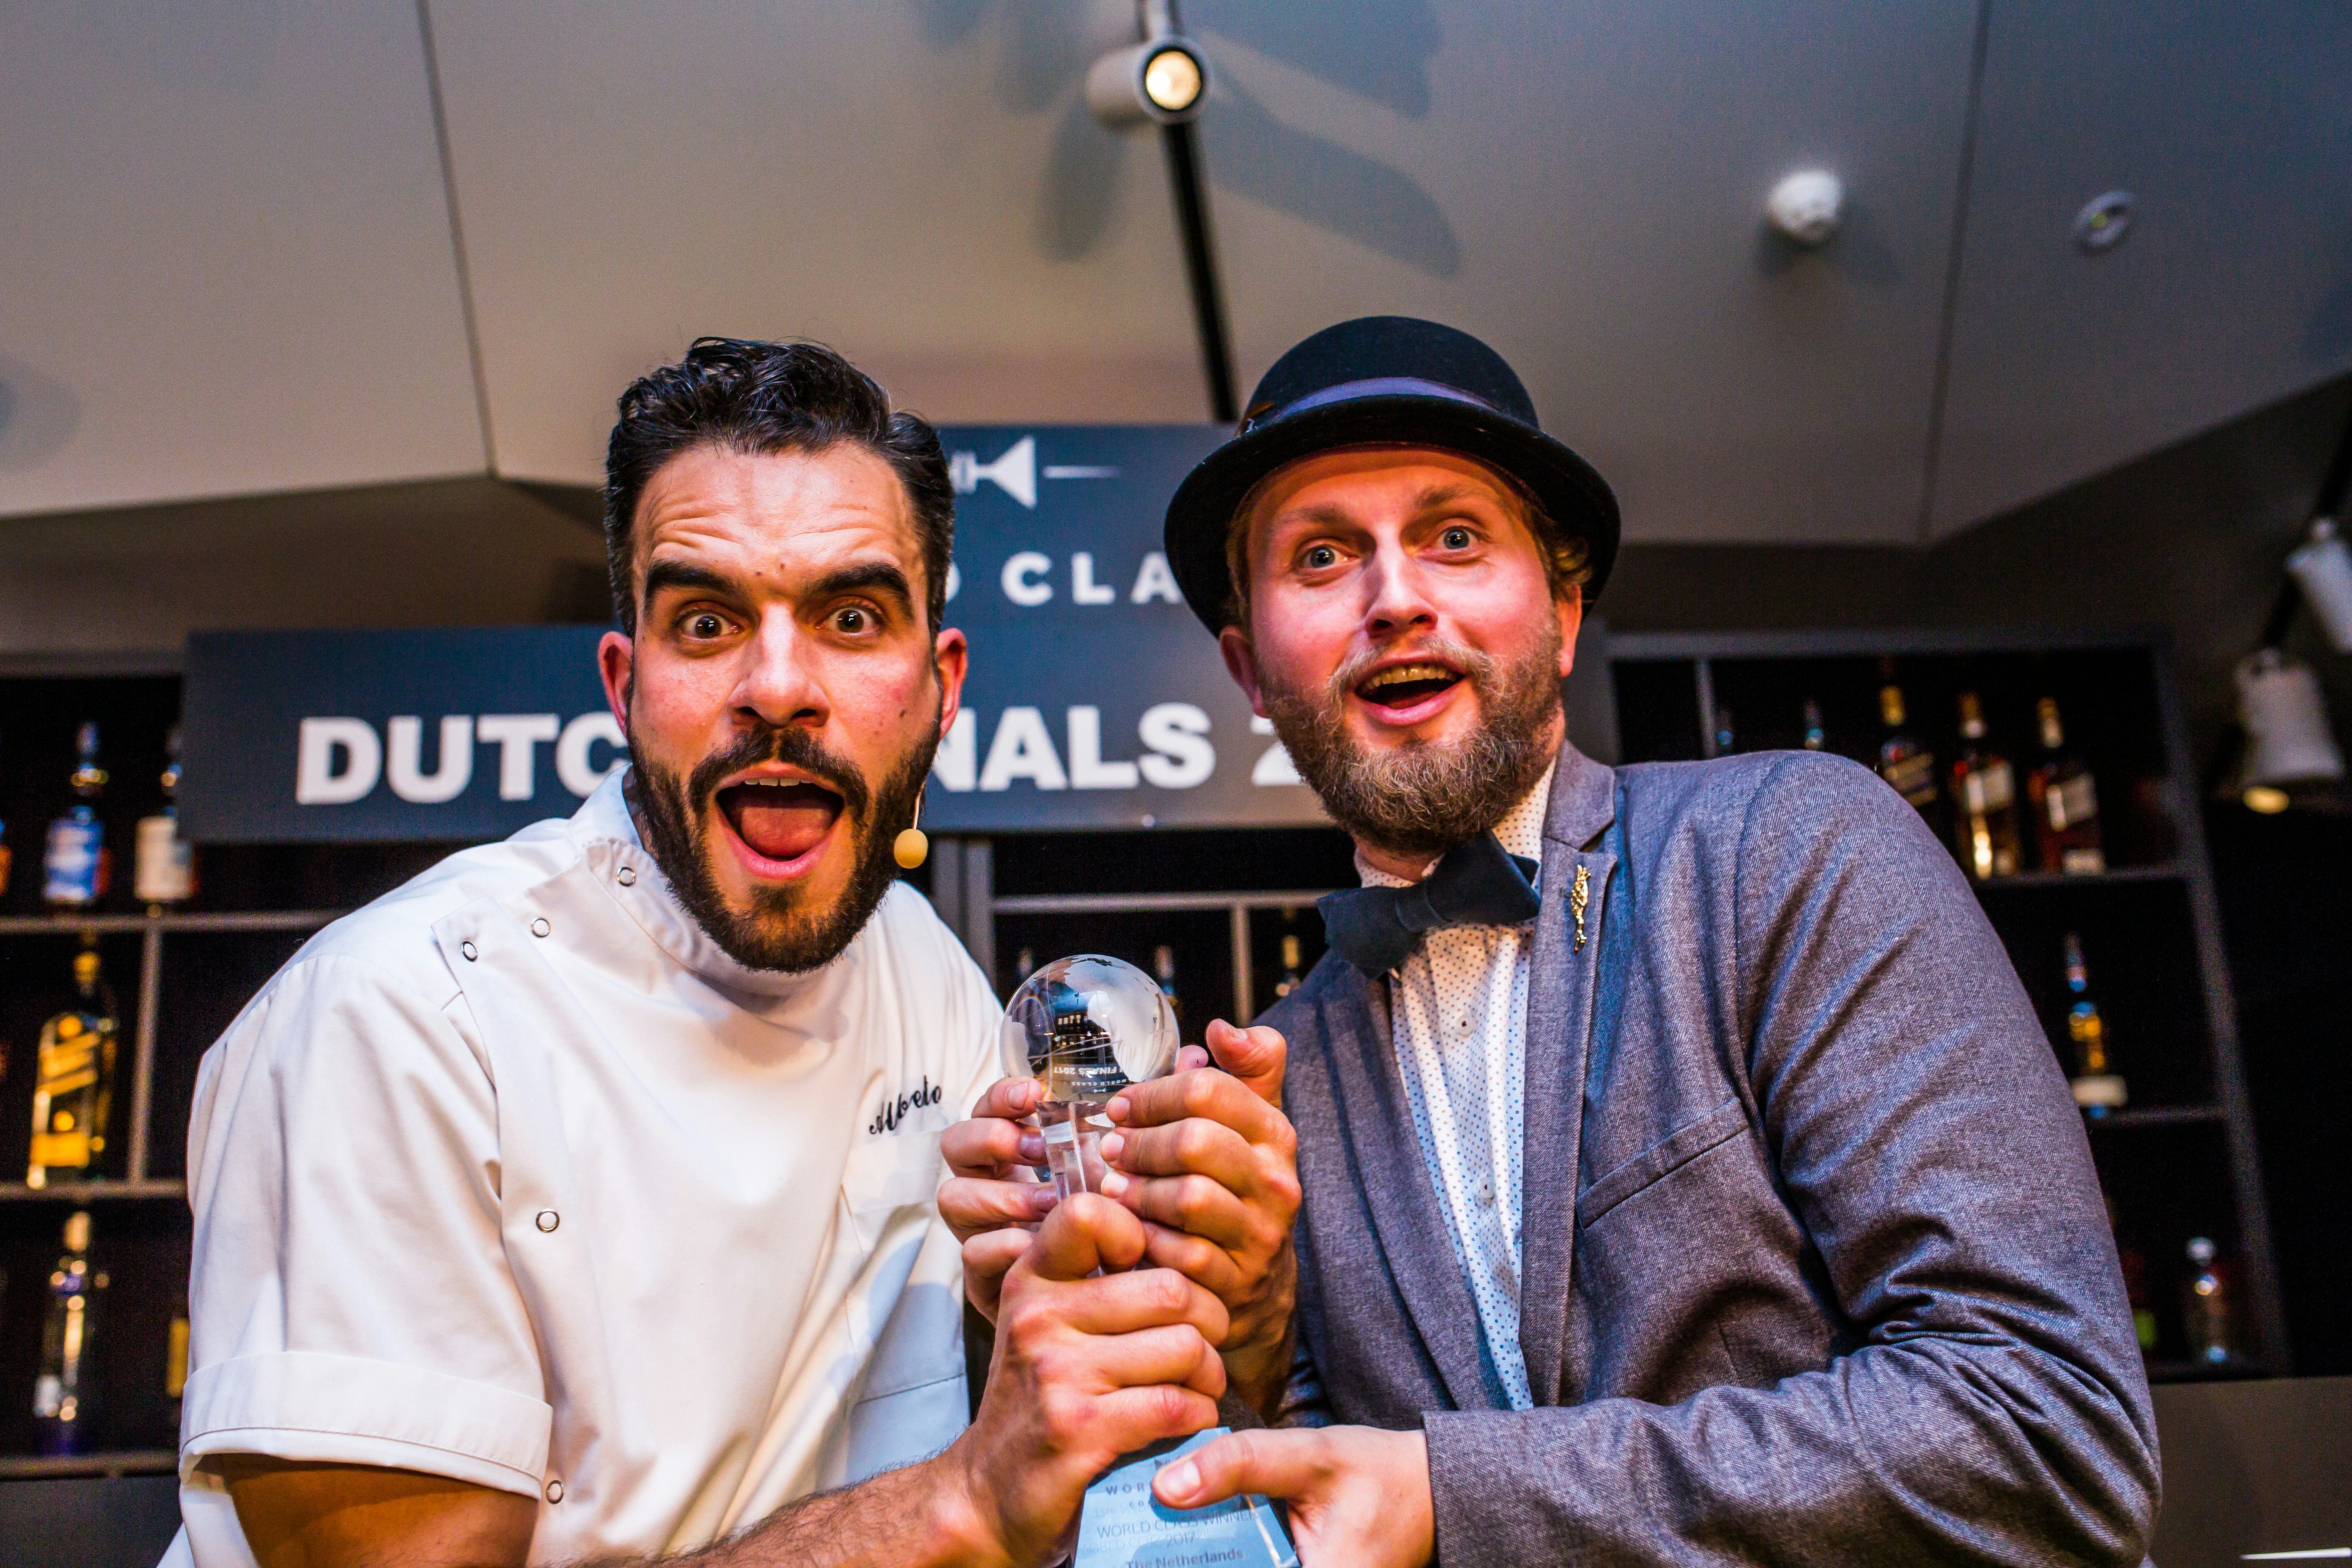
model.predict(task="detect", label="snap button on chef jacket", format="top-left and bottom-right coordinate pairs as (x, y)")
top-left (162, 768), bottom-right (1004, 1566)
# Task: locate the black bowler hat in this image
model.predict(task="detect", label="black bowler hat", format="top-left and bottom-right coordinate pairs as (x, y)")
top-left (1162, 316), bottom-right (1620, 632)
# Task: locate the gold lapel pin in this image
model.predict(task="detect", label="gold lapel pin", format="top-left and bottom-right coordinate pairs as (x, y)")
top-left (1570, 864), bottom-right (1591, 951)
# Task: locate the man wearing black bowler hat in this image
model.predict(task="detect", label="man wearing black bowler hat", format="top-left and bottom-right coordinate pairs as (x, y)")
top-left (1129, 316), bottom-right (2160, 1564)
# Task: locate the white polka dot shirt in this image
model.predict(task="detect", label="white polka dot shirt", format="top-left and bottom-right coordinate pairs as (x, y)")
top-left (1356, 761), bottom-right (1553, 1413)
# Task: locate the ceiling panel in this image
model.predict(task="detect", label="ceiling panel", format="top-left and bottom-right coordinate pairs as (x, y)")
top-left (0, 1), bottom-right (484, 517)
top-left (1928, 2), bottom-right (2352, 537)
top-left (1191, 0), bottom-right (1982, 543)
top-left (428, 0), bottom-right (1211, 486)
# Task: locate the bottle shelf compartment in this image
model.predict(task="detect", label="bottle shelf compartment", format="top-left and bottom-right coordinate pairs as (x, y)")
top-left (0, 1199), bottom-right (189, 1458)
top-left (1981, 877), bottom-right (2218, 1113)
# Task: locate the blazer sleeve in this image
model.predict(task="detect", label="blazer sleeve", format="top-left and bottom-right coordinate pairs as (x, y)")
top-left (1420, 752), bottom-right (2160, 1566)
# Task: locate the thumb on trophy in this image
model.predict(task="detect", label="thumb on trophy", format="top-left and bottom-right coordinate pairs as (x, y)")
top-left (1203, 1019), bottom-right (1288, 1110)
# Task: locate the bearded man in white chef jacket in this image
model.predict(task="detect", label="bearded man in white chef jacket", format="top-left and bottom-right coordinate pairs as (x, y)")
top-left (165, 339), bottom-right (1238, 1568)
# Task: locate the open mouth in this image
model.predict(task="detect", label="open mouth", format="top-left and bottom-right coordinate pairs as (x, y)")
top-left (716, 777), bottom-right (845, 865)
top-left (1353, 661), bottom-right (1466, 716)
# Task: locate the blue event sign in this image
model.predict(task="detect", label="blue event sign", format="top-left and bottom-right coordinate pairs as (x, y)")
top-left (177, 425), bottom-right (1332, 843)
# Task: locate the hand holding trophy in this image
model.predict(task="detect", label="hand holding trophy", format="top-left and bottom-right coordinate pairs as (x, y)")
top-left (1004, 954), bottom-right (1180, 1211)
top-left (978, 954), bottom-right (1298, 1568)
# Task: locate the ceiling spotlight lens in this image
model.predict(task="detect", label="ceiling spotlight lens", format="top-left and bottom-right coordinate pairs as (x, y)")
top-left (1143, 47), bottom-right (1202, 114)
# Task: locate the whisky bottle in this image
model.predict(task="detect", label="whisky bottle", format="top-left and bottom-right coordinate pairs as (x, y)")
top-left (2026, 699), bottom-right (2106, 874)
top-left (134, 725), bottom-right (196, 906)
top-left (33, 1210), bottom-right (107, 1455)
top-left (1274, 934), bottom-right (1305, 999)
top-left (1948, 693), bottom-right (2022, 880)
top-left (166, 1299), bottom-right (191, 1425)
top-left (1875, 678), bottom-right (1944, 826)
top-left (1800, 699), bottom-right (1826, 752)
top-left (2183, 1236), bottom-right (2232, 1366)
top-left (2062, 932), bottom-right (2127, 1116)
top-left (1153, 944), bottom-right (1180, 1027)
top-left (43, 722), bottom-right (111, 908)
top-left (1713, 705), bottom-right (1737, 756)
top-left (1014, 947), bottom-right (1036, 984)
top-left (30, 939), bottom-right (120, 1187)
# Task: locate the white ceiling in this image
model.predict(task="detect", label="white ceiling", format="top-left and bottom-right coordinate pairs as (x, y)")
top-left (1, 1), bottom-right (2347, 547)
top-left (0, 0), bottom-right (483, 515)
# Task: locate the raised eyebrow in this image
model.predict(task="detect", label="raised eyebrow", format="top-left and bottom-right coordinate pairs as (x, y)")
top-left (1265, 502), bottom-right (1359, 539)
top-left (1412, 481), bottom-right (1508, 517)
top-left (809, 560), bottom-right (915, 614)
top-left (640, 558), bottom-right (744, 607)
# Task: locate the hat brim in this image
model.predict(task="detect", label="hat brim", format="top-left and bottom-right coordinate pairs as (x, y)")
top-left (1162, 394), bottom-right (1621, 633)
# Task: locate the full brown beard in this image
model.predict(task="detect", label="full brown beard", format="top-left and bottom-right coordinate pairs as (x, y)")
top-left (626, 703), bottom-right (933, 974)
top-left (1261, 624), bottom-right (1563, 863)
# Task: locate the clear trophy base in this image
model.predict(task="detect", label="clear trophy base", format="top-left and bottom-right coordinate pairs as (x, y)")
top-left (1074, 1428), bottom-right (1299, 1568)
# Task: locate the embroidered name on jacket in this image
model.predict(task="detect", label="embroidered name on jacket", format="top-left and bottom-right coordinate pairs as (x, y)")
top-left (869, 1076), bottom-right (944, 1135)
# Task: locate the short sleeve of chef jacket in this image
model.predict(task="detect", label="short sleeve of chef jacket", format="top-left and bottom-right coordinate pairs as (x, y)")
top-left (177, 950), bottom-right (554, 1494)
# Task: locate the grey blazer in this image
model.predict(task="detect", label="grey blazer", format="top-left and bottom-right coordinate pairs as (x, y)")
top-left (1257, 743), bottom-right (2159, 1565)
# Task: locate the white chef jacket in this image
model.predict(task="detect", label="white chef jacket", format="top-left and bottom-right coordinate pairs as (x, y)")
top-left (164, 768), bottom-right (1003, 1566)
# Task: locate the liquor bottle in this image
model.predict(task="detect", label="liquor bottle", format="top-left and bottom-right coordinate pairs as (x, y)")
top-left (1014, 947), bottom-right (1036, 984)
top-left (1153, 944), bottom-right (1181, 1025)
top-left (2183, 1236), bottom-right (2232, 1365)
top-left (166, 1301), bottom-right (192, 1426)
top-left (33, 1210), bottom-right (107, 1455)
top-left (43, 722), bottom-right (111, 908)
top-left (1712, 705), bottom-right (1737, 756)
top-left (1948, 693), bottom-right (2022, 880)
top-left (1875, 675), bottom-right (1942, 826)
top-left (1800, 699), bottom-right (1826, 752)
top-left (1274, 933), bottom-right (1305, 999)
top-left (134, 725), bottom-right (197, 906)
top-left (30, 939), bottom-right (120, 1187)
top-left (2062, 933), bottom-right (2127, 1116)
top-left (2026, 699), bottom-right (2106, 874)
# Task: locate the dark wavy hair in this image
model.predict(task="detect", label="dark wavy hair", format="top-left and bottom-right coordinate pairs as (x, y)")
top-left (603, 337), bottom-right (954, 635)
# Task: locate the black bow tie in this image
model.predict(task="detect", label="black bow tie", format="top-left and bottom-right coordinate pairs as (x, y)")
top-left (1316, 831), bottom-right (1541, 976)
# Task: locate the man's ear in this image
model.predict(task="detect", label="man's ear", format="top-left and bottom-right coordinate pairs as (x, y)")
top-left (598, 630), bottom-right (634, 734)
top-left (1218, 624), bottom-right (1268, 719)
top-left (1554, 586), bottom-right (1584, 680)
top-left (932, 626), bottom-right (969, 739)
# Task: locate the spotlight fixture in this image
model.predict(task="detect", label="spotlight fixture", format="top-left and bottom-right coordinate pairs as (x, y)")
top-left (1087, 0), bottom-right (1236, 421)
top-left (1087, 34), bottom-right (1207, 128)
top-left (2287, 516), bottom-right (2352, 653)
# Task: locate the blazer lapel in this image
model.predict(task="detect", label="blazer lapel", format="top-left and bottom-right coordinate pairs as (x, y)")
top-left (1518, 744), bottom-right (1619, 1405)
top-left (1314, 962), bottom-right (1494, 1410)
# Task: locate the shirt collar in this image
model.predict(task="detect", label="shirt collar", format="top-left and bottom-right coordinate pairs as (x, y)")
top-left (565, 766), bottom-right (831, 999)
top-left (1355, 755), bottom-right (1559, 891)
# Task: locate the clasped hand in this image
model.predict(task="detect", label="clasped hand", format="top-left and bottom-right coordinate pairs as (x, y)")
top-left (942, 1019), bottom-right (1301, 1413)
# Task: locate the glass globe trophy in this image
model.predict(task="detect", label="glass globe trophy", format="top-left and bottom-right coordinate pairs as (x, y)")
top-left (1001, 954), bottom-right (1299, 1568)
top-left (1000, 954), bottom-right (1179, 1203)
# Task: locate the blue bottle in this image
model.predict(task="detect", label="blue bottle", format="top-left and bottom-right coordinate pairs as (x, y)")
top-left (42, 722), bottom-right (110, 907)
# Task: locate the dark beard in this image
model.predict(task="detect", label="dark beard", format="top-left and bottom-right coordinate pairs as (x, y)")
top-left (1262, 626), bottom-right (1563, 863)
top-left (626, 713), bottom-right (933, 974)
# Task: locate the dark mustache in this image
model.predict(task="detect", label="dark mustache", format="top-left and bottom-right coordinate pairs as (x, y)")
top-left (690, 724), bottom-right (872, 822)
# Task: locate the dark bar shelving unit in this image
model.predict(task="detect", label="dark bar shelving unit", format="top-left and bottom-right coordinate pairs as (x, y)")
top-left (1604, 628), bottom-right (2287, 1379)
top-left (0, 666), bottom-right (433, 1476)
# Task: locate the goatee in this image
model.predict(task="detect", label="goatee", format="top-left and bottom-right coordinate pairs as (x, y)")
top-left (1262, 626), bottom-right (1562, 863)
top-left (627, 715), bottom-right (932, 974)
